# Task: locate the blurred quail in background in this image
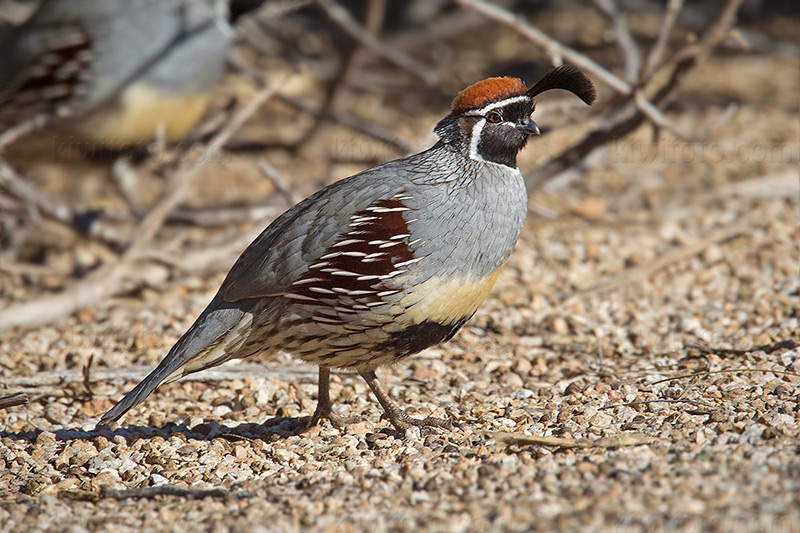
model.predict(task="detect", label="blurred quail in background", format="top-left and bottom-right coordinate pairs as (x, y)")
top-left (0, 0), bottom-right (266, 147)
top-left (101, 65), bottom-right (596, 431)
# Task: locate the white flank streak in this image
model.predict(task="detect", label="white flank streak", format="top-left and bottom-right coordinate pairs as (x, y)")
top-left (332, 288), bottom-right (374, 295)
top-left (377, 290), bottom-right (400, 297)
top-left (314, 316), bottom-right (344, 324)
top-left (284, 293), bottom-right (317, 301)
top-left (364, 252), bottom-right (385, 259)
top-left (367, 206), bottom-right (411, 213)
top-left (329, 270), bottom-right (361, 277)
top-left (333, 239), bottom-right (363, 247)
top-left (309, 262), bottom-right (329, 269)
top-left (390, 234), bottom-right (410, 240)
top-left (395, 257), bottom-right (423, 267)
top-left (357, 275), bottom-right (380, 281)
top-left (408, 239), bottom-right (422, 246)
top-left (341, 251), bottom-right (368, 257)
top-left (309, 287), bottom-right (336, 294)
top-left (320, 252), bottom-right (343, 260)
top-left (292, 277), bottom-right (325, 285)
top-left (378, 241), bottom-right (401, 248)
top-left (352, 216), bottom-right (378, 223)
top-left (368, 240), bottom-right (390, 246)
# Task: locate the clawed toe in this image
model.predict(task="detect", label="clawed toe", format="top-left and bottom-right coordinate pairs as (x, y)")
top-left (384, 411), bottom-right (462, 432)
top-left (306, 409), bottom-right (361, 429)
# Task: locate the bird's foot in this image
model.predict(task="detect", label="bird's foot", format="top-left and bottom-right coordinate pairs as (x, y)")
top-left (382, 408), bottom-right (463, 432)
top-left (305, 405), bottom-right (361, 429)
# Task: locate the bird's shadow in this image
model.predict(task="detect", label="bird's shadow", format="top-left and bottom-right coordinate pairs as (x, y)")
top-left (0, 414), bottom-right (359, 446)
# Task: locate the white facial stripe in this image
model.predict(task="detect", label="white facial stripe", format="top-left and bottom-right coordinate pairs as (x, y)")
top-left (469, 118), bottom-right (486, 162)
top-left (474, 95), bottom-right (530, 115)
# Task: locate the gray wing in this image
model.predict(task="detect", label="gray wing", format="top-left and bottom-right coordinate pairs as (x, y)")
top-left (221, 169), bottom-right (405, 302)
top-left (101, 161), bottom-right (415, 424)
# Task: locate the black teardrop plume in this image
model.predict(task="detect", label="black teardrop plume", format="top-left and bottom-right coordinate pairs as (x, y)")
top-left (527, 65), bottom-right (597, 105)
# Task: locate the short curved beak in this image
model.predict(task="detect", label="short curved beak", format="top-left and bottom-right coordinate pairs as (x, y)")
top-left (516, 118), bottom-right (540, 135)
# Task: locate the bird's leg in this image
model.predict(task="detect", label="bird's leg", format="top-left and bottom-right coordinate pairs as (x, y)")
top-left (360, 370), bottom-right (459, 431)
top-left (307, 366), bottom-right (360, 428)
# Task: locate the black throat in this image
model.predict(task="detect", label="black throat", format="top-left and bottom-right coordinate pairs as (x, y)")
top-left (475, 124), bottom-right (525, 168)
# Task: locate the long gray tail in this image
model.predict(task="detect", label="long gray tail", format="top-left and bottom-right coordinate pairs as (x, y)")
top-left (100, 295), bottom-right (250, 425)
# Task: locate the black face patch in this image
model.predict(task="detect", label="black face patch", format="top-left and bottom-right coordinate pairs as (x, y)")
top-left (475, 99), bottom-right (534, 167)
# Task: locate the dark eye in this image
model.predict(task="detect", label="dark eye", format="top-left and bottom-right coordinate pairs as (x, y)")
top-left (486, 111), bottom-right (502, 123)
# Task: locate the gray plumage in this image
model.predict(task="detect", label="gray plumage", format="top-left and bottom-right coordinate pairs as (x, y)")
top-left (102, 67), bottom-right (596, 428)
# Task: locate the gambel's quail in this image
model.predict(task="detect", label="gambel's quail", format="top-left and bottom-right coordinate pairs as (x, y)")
top-left (101, 66), bottom-right (596, 430)
top-left (0, 0), bottom-right (263, 146)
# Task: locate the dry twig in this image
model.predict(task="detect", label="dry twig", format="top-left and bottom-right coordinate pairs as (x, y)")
top-left (686, 339), bottom-right (799, 357)
top-left (1, 364), bottom-right (341, 390)
top-left (491, 431), bottom-right (657, 449)
top-left (315, 0), bottom-right (437, 87)
top-left (277, 93), bottom-right (412, 154)
top-left (257, 158), bottom-right (301, 204)
top-left (593, 0), bottom-right (641, 81)
top-left (459, 0), bottom-right (744, 189)
top-left (650, 368), bottom-right (800, 386)
top-left (0, 161), bottom-right (128, 247)
top-left (0, 75), bottom-right (292, 333)
top-left (458, 0), bottom-right (702, 142)
top-left (642, 0), bottom-right (684, 77)
top-left (599, 398), bottom-right (715, 411)
top-left (82, 355), bottom-right (95, 398)
top-left (99, 485), bottom-right (250, 501)
top-left (0, 392), bottom-right (29, 410)
top-left (227, 55), bottom-right (411, 154)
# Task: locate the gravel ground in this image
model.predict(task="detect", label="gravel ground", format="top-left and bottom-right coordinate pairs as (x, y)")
top-left (1, 12), bottom-right (799, 533)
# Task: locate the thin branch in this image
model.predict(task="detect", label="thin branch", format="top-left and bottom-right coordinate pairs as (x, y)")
top-left (257, 158), bottom-right (301, 204)
top-left (686, 339), bottom-right (799, 357)
top-left (491, 431), bottom-right (657, 449)
top-left (593, 0), bottom-right (641, 82)
top-left (99, 485), bottom-right (250, 501)
top-left (227, 56), bottom-right (412, 154)
top-left (0, 392), bottom-right (29, 410)
top-left (124, 76), bottom-right (290, 258)
top-left (277, 93), bottom-right (413, 154)
top-left (0, 75), bottom-right (292, 333)
top-left (458, 0), bottom-right (731, 143)
top-left (167, 203), bottom-right (280, 227)
top-left (82, 354), bottom-right (95, 398)
top-left (0, 161), bottom-right (128, 247)
top-left (0, 111), bottom-right (59, 151)
top-left (643, 0), bottom-right (684, 77)
top-left (599, 398), bottom-right (715, 411)
top-left (315, 0), bottom-right (438, 87)
top-left (458, 0), bottom-right (630, 93)
top-left (649, 368), bottom-right (800, 386)
top-left (1, 364), bottom-right (349, 391)
top-left (523, 0), bottom-right (744, 188)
